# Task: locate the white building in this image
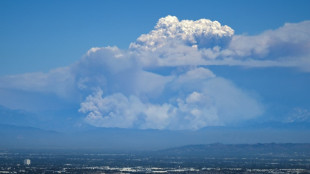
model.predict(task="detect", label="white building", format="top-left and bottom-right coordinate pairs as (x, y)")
top-left (24, 159), bottom-right (31, 165)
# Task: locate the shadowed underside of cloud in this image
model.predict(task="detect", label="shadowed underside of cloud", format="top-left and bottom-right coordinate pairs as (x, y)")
top-left (0, 16), bottom-right (309, 130)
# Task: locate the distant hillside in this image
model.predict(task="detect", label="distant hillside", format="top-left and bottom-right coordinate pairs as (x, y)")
top-left (0, 124), bottom-right (63, 149)
top-left (1, 124), bottom-right (310, 151)
top-left (158, 143), bottom-right (310, 158)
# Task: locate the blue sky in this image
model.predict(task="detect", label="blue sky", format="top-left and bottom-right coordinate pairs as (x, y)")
top-left (0, 0), bottom-right (310, 134)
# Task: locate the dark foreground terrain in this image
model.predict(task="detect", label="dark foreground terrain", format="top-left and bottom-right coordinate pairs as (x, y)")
top-left (0, 143), bottom-right (310, 173)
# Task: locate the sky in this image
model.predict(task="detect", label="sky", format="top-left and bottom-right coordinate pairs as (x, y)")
top-left (0, 0), bottom-right (310, 134)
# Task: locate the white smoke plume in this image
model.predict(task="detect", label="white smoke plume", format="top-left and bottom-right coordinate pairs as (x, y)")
top-left (77, 47), bottom-right (263, 130)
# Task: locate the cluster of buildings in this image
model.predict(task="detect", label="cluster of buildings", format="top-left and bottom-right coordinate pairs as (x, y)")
top-left (23, 159), bottom-right (31, 166)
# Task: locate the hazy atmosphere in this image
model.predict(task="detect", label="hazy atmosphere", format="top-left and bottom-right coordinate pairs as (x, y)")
top-left (0, 0), bottom-right (310, 150)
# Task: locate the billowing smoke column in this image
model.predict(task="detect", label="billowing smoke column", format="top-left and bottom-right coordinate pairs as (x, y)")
top-left (77, 16), bottom-right (262, 130)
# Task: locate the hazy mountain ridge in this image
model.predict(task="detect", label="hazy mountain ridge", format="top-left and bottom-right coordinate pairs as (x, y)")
top-left (158, 143), bottom-right (310, 158)
top-left (1, 124), bottom-right (310, 151)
